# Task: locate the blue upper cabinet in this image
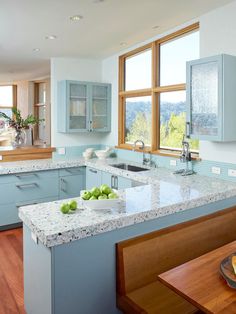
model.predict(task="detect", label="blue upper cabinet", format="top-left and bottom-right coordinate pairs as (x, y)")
top-left (186, 54), bottom-right (236, 141)
top-left (58, 80), bottom-right (111, 133)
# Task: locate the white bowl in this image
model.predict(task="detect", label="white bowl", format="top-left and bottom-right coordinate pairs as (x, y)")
top-left (83, 151), bottom-right (93, 159)
top-left (94, 150), bottom-right (109, 159)
top-left (80, 190), bottom-right (124, 210)
top-left (85, 148), bottom-right (94, 153)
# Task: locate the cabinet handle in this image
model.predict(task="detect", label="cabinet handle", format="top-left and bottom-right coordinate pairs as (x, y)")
top-left (16, 183), bottom-right (38, 189)
top-left (60, 178), bottom-right (67, 192)
top-left (16, 173), bottom-right (38, 179)
top-left (186, 122), bottom-right (190, 138)
top-left (111, 175), bottom-right (114, 188)
top-left (114, 176), bottom-right (118, 190)
top-left (89, 169), bottom-right (97, 174)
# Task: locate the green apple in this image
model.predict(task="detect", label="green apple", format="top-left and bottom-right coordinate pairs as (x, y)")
top-left (68, 200), bottom-right (77, 211)
top-left (60, 203), bottom-right (70, 214)
top-left (81, 190), bottom-right (91, 200)
top-left (98, 194), bottom-right (108, 200)
top-left (90, 187), bottom-right (101, 198)
top-left (89, 195), bottom-right (98, 200)
top-left (108, 192), bottom-right (118, 199)
top-left (100, 184), bottom-right (112, 195)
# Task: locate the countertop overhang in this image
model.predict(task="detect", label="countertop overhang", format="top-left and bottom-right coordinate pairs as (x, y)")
top-left (12, 157), bottom-right (236, 248)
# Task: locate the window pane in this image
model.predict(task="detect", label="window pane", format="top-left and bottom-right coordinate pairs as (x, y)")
top-left (160, 31), bottom-right (199, 86)
top-left (0, 86), bottom-right (13, 107)
top-left (125, 96), bottom-right (151, 145)
top-left (125, 49), bottom-right (151, 90)
top-left (160, 91), bottom-right (199, 150)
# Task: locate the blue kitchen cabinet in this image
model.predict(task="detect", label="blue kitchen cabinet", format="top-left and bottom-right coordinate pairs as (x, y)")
top-left (0, 170), bottom-right (59, 230)
top-left (59, 167), bottom-right (85, 200)
top-left (186, 54), bottom-right (236, 141)
top-left (101, 171), bottom-right (132, 189)
top-left (86, 167), bottom-right (102, 190)
top-left (58, 81), bottom-right (111, 133)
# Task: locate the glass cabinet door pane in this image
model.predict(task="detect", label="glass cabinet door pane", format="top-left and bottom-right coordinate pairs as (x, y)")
top-left (69, 83), bottom-right (87, 130)
top-left (91, 85), bottom-right (108, 130)
top-left (191, 61), bottom-right (218, 136)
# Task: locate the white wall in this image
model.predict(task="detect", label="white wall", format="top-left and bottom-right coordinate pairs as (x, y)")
top-left (199, 0), bottom-right (236, 163)
top-left (51, 57), bottom-right (110, 147)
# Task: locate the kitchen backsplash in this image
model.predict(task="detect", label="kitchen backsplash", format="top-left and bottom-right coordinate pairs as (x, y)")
top-left (53, 145), bottom-right (236, 182)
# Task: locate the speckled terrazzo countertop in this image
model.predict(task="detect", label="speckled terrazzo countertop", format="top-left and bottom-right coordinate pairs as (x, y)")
top-left (17, 157), bottom-right (236, 247)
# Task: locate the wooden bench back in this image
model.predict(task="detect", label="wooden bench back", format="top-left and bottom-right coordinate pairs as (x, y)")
top-left (117, 206), bottom-right (236, 295)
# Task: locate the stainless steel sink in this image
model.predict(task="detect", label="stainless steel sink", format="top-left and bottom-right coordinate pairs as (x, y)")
top-left (110, 163), bottom-right (149, 172)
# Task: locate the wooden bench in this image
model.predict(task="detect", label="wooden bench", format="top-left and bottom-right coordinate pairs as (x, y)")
top-left (116, 206), bottom-right (236, 314)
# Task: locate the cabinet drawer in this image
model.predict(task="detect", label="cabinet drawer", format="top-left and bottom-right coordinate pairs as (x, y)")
top-left (59, 167), bottom-right (85, 177)
top-left (0, 183), bottom-right (15, 205)
top-left (15, 177), bottom-right (59, 203)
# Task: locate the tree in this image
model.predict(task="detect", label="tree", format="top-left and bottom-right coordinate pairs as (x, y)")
top-left (125, 112), bottom-right (151, 144)
top-left (160, 112), bottom-right (199, 150)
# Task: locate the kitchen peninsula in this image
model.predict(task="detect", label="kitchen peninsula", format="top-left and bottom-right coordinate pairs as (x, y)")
top-left (16, 157), bottom-right (236, 314)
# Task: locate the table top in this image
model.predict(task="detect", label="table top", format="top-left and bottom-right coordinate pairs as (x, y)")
top-left (158, 241), bottom-right (236, 314)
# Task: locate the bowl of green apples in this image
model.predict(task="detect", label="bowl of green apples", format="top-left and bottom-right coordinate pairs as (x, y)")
top-left (80, 184), bottom-right (124, 210)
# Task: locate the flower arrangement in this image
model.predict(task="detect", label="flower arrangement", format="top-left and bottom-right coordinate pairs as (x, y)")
top-left (0, 107), bottom-right (43, 130)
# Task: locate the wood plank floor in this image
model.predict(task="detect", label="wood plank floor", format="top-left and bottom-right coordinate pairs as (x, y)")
top-left (0, 228), bottom-right (25, 314)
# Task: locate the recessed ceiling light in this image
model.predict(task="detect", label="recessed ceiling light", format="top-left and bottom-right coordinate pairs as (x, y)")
top-left (120, 42), bottom-right (127, 46)
top-left (93, 0), bottom-right (105, 3)
top-left (45, 35), bottom-right (57, 40)
top-left (152, 25), bottom-right (159, 30)
top-left (70, 15), bottom-right (83, 21)
top-left (33, 48), bottom-right (40, 52)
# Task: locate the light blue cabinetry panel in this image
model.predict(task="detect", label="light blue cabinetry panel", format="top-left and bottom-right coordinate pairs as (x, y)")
top-left (86, 167), bottom-right (102, 189)
top-left (186, 54), bottom-right (236, 141)
top-left (0, 170), bottom-right (59, 230)
top-left (59, 167), bottom-right (85, 200)
top-left (58, 80), bottom-right (111, 133)
top-left (101, 171), bottom-right (132, 189)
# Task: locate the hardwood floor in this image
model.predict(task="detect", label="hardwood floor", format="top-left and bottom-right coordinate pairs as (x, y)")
top-left (0, 228), bottom-right (25, 314)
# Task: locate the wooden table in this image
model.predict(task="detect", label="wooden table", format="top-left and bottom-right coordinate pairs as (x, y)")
top-left (158, 241), bottom-right (236, 313)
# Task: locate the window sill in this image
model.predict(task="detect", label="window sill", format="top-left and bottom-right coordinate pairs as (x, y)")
top-left (115, 145), bottom-right (201, 161)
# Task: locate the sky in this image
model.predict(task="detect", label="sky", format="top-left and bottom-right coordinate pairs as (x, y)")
top-left (125, 30), bottom-right (199, 103)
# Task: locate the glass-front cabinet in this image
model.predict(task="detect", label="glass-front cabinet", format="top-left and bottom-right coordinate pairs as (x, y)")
top-left (58, 81), bottom-right (111, 133)
top-left (186, 54), bottom-right (236, 141)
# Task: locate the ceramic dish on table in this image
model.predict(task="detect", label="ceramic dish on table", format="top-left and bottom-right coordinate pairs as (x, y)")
top-left (220, 253), bottom-right (236, 288)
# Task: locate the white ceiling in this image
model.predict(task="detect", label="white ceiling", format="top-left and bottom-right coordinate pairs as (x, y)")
top-left (0, 0), bottom-right (233, 82)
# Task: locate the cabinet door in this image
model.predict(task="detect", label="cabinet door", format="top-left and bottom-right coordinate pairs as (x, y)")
top-left (86, 167), bottom-right (102, 190)
top-left (101, 171), bottom-right (113, 187)
top-left (59, 175), bottom-right (85, 200)
top-left (117, 176), bottom-right (132, 189)
top-left (90, 84), bottom-right (111, 132)
top-left (187, 56), bottom-right (222, 140)
top-left (67, 82), bottom-right (89, 132)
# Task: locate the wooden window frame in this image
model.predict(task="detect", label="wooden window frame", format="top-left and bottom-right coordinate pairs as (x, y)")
top-left (118, 22), bottom-right (199, 158)
top-left (0, 85), bottom-right (17, 109)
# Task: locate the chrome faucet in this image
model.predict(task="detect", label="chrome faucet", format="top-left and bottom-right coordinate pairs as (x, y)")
top-left (174, 135), bottom-right (194, 176)
top-left (133, 140), bottom-right (157, 168)
top-left (133, 140), bottom-right (145, 151)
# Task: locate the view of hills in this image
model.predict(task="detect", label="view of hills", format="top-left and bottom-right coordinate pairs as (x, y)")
top-left (125, 101), bottom-right (186, 128)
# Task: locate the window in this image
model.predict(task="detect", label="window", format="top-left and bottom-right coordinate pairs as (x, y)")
top-left (125, 96), bottom-right (152, 145)
top-left (0, 85), bottom-right (17, 130)
top-left (119, 23), bottom-right (199, 155)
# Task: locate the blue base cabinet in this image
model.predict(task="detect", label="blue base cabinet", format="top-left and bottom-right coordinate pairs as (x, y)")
top-left (59, 167), bottom-right (86, 200)
top-left (0, 167), bottom-right (86, 230)
top-left (86, 167), bottom-right (102, 190)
